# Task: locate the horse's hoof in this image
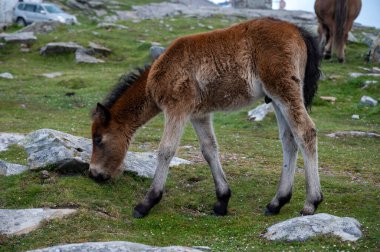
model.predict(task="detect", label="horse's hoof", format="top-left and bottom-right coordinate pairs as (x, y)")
top-left (213, 202), bottom-right (228, 216)
top-left (264, 207), bottom-right (279, 216)
top-left (133, 204), bottom-right (149, 218)
top-left (132, 209), bottom-right (147, 218)
top-left (300, 209), bottom-right (315, 216)
top-left (324, 54), bottom-right (331, 60)
top-left (338, 58), bottom-right (345, 63)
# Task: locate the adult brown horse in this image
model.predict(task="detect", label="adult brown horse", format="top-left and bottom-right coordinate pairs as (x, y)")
top-left (315, 0), bottom-right (362, 63)
top-left (89, 18), bottom-right (323, 218)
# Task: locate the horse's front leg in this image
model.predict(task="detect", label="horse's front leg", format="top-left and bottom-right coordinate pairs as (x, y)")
top-left (133, 112), bottom-right (188, 218)
top-left (191, 114), bottom-right (231, 216)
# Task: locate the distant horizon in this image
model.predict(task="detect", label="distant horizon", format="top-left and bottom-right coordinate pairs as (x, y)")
top-left (210, 0), bottom-right (379, 28)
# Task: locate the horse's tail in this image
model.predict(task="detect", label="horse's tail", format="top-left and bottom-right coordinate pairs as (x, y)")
top-left (334, 0), bottom-right (347, 53)
top-left (298, 27), bottom-right (322, 110)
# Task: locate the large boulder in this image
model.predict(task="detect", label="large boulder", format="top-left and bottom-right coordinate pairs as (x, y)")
top-left (0, 208), bottom-right (77, 235)
top-left (263, 213), bottom-right (362, 242)
top-left (0, 133), bottom-right (25, 151)
top-left (21, 129), bottom-right (190, 177)
top-left (0, 32), bottom-right (37, 44)
top-left (88, 41), bottom-right (112, 56)
top-left (0, 160), bottom-right (28, 176)
top-left (0, 72), bottom-right (14, 79)
top-left (75, 48), bottom-right (105, 63)
top-left (368, 35), bottom-right (380, 63)
top-left (40, 42), bottom-right (84, 55)
top-left (27, 241), bottom-right (204, 252)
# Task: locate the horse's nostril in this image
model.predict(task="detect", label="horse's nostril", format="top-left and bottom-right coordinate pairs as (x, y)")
top-left (89, 169), bottom-right (110, 182)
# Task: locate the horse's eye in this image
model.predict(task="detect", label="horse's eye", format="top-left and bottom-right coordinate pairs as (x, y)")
top-left (94, 135), bottom-right (102, 145)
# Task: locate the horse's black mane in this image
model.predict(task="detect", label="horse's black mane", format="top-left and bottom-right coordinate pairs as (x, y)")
top-left (103, 65), bottom-right (151, 109)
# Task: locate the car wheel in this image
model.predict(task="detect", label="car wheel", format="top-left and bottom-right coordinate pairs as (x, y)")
top-left (16, 17), bottom-right (27, 27)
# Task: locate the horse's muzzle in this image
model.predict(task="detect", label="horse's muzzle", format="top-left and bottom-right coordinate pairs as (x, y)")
top-left (89, 168), bottom-right (111, 182)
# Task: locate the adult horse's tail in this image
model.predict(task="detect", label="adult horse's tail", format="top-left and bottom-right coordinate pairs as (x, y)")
top-left (298, 27), bottom-right (322, 110)
top-left (334, 0), bottom-right (347, 59)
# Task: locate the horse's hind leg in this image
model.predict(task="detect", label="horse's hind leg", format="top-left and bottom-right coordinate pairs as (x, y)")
top-left (264, 75), bottom-right (323, 215)
top-left (191, 115), bottom-right (231, 216)
top-left (265, 103), bottom-right (298, 215)
top-left (133, 112), bottom-right (188, 218)
top-left (274, 97), bottom-right (323, 215)
top-left (338, 20), bottom-right (355, 63)
top-left (323, 23), bottom-right (333, 59)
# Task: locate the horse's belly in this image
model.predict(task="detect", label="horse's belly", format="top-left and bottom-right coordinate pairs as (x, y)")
top-left (194, 75), bottom-right (264, 113)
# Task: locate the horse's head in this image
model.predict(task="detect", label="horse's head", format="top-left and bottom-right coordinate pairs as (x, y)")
top-left (89, 103), bottom-right (127, 182)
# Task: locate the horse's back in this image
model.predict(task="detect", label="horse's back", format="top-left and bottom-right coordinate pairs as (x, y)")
top-left (148, 18), bottom-right (307, 114)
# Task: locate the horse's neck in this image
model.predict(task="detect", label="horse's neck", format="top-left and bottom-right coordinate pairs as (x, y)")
top-left (111, 74), bottom-right (160, 134)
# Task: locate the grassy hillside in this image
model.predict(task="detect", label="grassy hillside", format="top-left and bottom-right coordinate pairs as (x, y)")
top-left (0, 9), bottom-right (379, 252)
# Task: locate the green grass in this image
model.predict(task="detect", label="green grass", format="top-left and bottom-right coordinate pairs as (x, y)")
top-left (0, 11), bottom-right (380, 252)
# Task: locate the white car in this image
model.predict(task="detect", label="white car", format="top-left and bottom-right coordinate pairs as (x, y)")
top-left (12, 2), bottom-right (77, 26)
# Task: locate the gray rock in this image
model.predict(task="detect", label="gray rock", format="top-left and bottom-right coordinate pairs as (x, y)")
top-left (16, 21), bottom-right (61, 35)
top-left (41, 72), bottom-right (63, 78)
top-left (0, 42), bottom-right (5, 48)
top-left (349, 72), bottom-right (380, 78)
top-left (40, 42), bottom-right (83, 55)
top-left (89, 41), bottom-right (112, 56)
top-left (0, 72), bottom-right (14, 79)
top-left (75, 48), bottom-right (105, 63)
top-left (67, 0), bottom-right (89, 11)
top-left (368, 35), bottom-right (380, 63)
top-left (1, 32), bottom-right (37, 44)
top-left (22, 129), bottom-right (92, 170)
top-left (0, 208), bottom-right (77, 235)
top-left (247, 103), bottom-right (274, 121)
top-left (0, 160), bottom-right (28, 176)
top-left (361, 32), bottom-right (377, 46)
top-left (88, 1), bottom-right (105, 9)
top-left (263, 213), bottom-right (362, 242)
top-left (27, 241), bottom-right (203, 252)
top-left (21, 129), bottom-right (190, 177)
top-left (115, 11), bottom-right (139, 20)
top-left (351, 114), bottom-right (360, 120)
top-left (360, 95), bottom-right (378, 106)
top-left (361, 80), bottom-right (378, 89)
top-left (326, 131), bottom-right (380, 138)
top-left (348, 32), bottom-right (358, 43)
top-left (150, 45), bottom-right (165, 60)
top-left (0, 132), bottom-right (25, 151)
top-left (176, 0), bottom-right (216, 7)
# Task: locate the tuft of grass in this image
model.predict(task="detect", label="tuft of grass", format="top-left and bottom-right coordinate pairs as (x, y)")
top-left (0, 145), bottom-right (28, 166)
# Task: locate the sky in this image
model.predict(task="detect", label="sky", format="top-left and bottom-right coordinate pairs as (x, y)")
top-left (210, 0), bottom-right (379, 28)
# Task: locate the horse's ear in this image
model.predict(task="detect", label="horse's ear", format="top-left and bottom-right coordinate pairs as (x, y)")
top-left (94, 103), bottom-right (111, 125)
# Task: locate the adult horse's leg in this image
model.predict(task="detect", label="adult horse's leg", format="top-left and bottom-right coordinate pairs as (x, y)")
top-left (265, 103), bottom-right (298, 215)
top-left (273, 96), bottom-right (323, 215)
top-left (191, 114), bottom-right (231, 216)
top-left (338, 18), bottom-right (355, 63)
top-left (323, 24), bottom-right (333, 60)
top-left (133, 112), bottom-right (188, 218)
